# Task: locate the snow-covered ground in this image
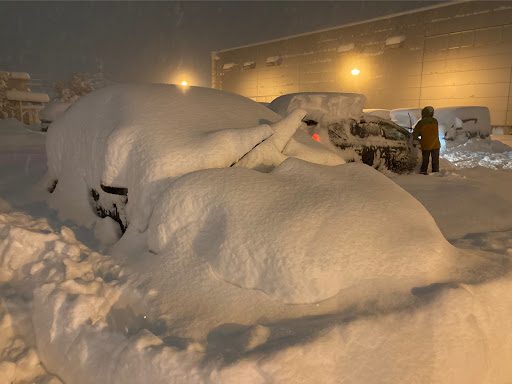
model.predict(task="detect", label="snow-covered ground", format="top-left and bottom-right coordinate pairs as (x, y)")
top-left (2, 115), bottom-right (512, 383)
top-left (441, 136), bottom-right (512, 170)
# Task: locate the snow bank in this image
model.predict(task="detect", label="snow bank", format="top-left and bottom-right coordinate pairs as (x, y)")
top-left (0, 208), bottom-right (201, 383)
top-left (268, 92), bottom-right (366, 121)
top-left (441, 138), bottom-right (512, 169)
top-left (0, 212), bottom-right (63, 383)
top-left (47, 84), bottom-right (341, 231)
top-left (149, 159), bottom-right (456, 304)
top-left (2, 204), bottom-right (510, 384)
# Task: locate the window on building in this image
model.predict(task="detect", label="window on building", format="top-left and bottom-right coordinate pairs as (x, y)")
top-left (337, 43), bottom-right (355, 53)
top-left (222, 63), bottom-right (236, 71)
top-left (243, 61), bottom-right (256, 70)
top-left (266, 56), bottom-right (281, 66)
top-left (385, 35), bottom-right (405, 48)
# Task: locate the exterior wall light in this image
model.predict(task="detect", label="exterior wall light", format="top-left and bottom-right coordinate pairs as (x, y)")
top-left (351, 69), bottom-right (360, 76)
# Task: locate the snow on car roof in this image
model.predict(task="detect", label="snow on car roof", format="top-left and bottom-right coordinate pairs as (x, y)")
top-left (268, 92), bottom-right (366, 120)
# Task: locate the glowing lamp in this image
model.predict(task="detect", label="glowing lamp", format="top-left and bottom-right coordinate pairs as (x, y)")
top-left (181, 81), bottom-right (188, 86)
top-left (351, 69), bottom-right (360, 76)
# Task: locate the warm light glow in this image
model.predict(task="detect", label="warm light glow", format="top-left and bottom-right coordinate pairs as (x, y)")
top-left (181, 81), bottom-right (188, 86)
top-left (351, 69), bottom-right (360, 76)
top-left (312, 134), bottom-right (320, 141)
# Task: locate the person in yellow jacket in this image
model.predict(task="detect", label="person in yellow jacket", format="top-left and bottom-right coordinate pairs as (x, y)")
top-left (413, 106), bottom-right (440, 174)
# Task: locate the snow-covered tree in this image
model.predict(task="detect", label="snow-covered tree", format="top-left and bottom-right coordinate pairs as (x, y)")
top-left (53, 73), bottom-right (94, 102)
top-left (0, 71), bottom-right (11, 118)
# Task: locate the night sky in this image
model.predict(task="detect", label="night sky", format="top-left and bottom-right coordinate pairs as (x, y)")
top-left (0, 1), bottom-right (446, 90)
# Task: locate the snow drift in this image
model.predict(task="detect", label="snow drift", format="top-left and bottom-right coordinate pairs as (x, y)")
top-left (0, 200), bottom-right (509, 384)
top-left (149, 159), bottom-right (458, 304)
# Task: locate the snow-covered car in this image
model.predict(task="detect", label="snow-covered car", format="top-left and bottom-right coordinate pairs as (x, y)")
top-left (390, 106), bottom-right (491, 143)
top-left (268, 93), bottom-right (416, 173)
top-left (435, 106), bottom-right (491, 142)
top-left (46, 84), bottom-right (344, 233)
top-left (38, 101), bottom-right (72, 131)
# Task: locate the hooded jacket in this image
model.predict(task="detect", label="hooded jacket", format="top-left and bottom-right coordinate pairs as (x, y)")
top-left (413, 107), bottom-right (441, 150)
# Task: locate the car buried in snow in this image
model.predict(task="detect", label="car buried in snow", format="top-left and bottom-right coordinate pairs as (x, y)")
top-left (45, 84), bottom-right (344, 233)
top-left (390, 106), bottom-right (492, 146)
top-left (268, 93), bottom-right (417, 173)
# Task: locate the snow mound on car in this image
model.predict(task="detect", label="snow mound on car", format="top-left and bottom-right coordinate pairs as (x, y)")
top-left (38, 101), bottom-right (72, 122)
top-left (268, 92), bottom-right (366, 121)
top-left (364, 109), bottom-right (391, 120)
top-left (46, 84), bottom-right (342, 230)
top-left (149, 158), bottom-right (456, 304)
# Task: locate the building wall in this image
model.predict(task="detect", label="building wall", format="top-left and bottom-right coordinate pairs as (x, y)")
top-left (212, 1), bottom-right (512, 127)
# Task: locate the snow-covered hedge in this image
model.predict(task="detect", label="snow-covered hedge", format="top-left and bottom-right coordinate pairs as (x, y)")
top-left (0, 71), bottom-right (11, 118)
top-left (53, 73), bottom-right (94, 103)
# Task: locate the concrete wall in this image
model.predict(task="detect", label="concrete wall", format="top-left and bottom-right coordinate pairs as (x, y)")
top-left (212, 1), bottom-right (512, 127)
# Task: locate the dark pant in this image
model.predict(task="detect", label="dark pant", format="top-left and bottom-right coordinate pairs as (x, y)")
top-left (420, 148), bottom-right (439, 173)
